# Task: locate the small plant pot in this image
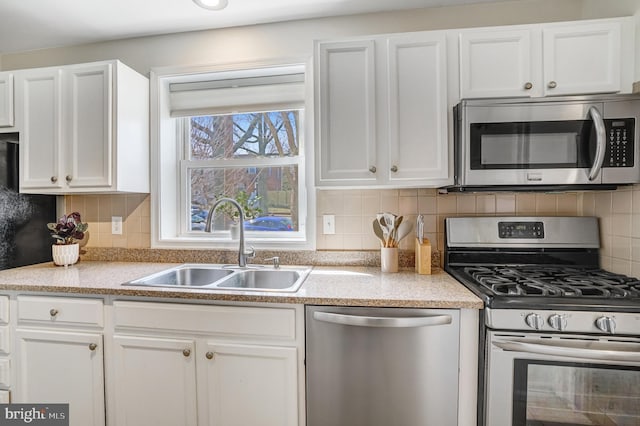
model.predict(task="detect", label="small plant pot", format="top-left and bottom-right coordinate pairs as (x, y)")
top-left (380, 247), bottom-right (398, 273)
top-left (52, 243), bottom-right (79, 267)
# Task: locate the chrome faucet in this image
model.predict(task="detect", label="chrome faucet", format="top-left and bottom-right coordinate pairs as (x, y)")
top-left (204, 197), bottom-right (255, 267)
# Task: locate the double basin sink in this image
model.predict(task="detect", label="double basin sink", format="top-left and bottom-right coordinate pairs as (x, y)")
top-left (125, 264), bottom-right (311, 293)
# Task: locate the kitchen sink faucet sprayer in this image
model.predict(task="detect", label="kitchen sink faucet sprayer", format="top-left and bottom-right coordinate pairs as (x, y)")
top-left (204, 198), bottom-right (255, 267)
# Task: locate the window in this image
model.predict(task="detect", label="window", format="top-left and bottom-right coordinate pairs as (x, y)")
top-left (152, 62), bottom-right (314, 249)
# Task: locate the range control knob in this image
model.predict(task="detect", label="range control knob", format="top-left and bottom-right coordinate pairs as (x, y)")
top-left (525, 313), bottom-right (544, 330)
top-left (548, 314), bottom-right (568, 331)
top-left (595, 316), bottom-right (616, 334)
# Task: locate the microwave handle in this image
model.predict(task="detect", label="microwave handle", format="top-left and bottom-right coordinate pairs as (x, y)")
top-left (587, 106), bottom-right (606, 181)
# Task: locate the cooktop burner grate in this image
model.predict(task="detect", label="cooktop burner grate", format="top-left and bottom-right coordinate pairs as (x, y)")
top-left (463, 266), bottom-right (640, 298)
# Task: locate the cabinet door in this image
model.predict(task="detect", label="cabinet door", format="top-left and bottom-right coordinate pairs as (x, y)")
top-left (543, 21), bottom-right (621, 96)
top-left (316, 40), bottom-right (378, 185)
top-left (112, 335), bottom-right (198, 426)
top-left (459, 29), bottom-right (536, 98)
top-left (200, 342), bottom-right (298, 426)
top-left (0, 73), bottom-right (14, 127)
top-left (15, 329), bottom-right (104, 426)
top-left (386, 33), bottom-right (449, 185)
top-left (64, 63), bottom-right (113, 188)
top-left (16, 68), bottom-right (63, 191)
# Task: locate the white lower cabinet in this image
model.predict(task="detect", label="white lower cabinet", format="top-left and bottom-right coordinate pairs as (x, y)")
top-left (14, 330), bottom-right (105, 426)
top-left (13, 295), bottom-right (105, 426)
top-left (201, 342), bottom-right (298, 426)
top-left (112, 335), bottom-right (198, 426)
top-left (110, 301), bottom-right (303, 426)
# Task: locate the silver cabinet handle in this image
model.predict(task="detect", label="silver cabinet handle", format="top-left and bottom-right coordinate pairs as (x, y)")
top-left (89, 343), bottom-right (98, 351)
top-left (524, 82), bottom-right (533, 90)
top-left (547, 80), bottom-right (557, 89)
top-left (313, 311), bottom-right (452, 328)
top-left (49, 308), bottom-right (59, 317)
top-left (50, 176), bottom-right (58, 183)
top-left (588, 105), bottom-right (606, 181)
top-left (390, 165), bottom-right (398, 173)
top-left (494, 339), bottom-right (640, 363)
top-left (369, 166), bottom-right (377, 173)
top-left (182, 348), bottom-right (191, 357)
top-left (205, 351), bottom-right (214, 360)
top-left (65, 175), bottom-right (72, 182)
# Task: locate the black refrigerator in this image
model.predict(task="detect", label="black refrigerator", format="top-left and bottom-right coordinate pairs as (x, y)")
top-left (0, 133), bottom-right (57, 269)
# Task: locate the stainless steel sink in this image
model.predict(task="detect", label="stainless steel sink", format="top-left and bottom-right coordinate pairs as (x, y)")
top-left (124, 264), bottom-right (310, 292)
top-left (126, 265), bottom-right (234, 287)
top-left (213, 268), bottom-right (310, 292)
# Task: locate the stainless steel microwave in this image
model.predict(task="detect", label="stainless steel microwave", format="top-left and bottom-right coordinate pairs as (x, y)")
top-left (452, 94), bottom-right (640, 190)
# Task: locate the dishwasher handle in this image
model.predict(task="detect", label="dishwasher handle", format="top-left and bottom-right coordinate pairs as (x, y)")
top-left (313, 311), bottom-right (452, 328)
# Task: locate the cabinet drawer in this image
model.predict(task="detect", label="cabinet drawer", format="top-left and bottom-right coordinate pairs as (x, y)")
top-left (0, 296), bottom-right (9, 324)
top-left (113, 301), bottom-right (296, 341)
top-left (17, 296), bottom-right (104, 327)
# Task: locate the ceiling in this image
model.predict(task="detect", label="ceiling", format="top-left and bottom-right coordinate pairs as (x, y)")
top-left (0, 0), bottom-right (516, 54)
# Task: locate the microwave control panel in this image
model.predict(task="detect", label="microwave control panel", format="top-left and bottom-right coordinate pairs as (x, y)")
top-left (604, 118), bottom-right (634, 167)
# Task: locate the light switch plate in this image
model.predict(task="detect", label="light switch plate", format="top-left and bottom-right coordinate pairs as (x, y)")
top-left (323, 215), bottom-right (335, 235)
top-left (112, 216), bottom-right (123, 235)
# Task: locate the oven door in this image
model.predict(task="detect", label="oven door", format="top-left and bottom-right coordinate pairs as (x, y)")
top-left (460, 101), bottom-right (607, 186)
top-left (485, 331), bottom-right (640, 426)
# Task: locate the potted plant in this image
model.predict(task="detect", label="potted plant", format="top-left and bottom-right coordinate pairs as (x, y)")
top-left (47, 212), bottom-right (88, 266)
top-left (215, 191), bottom-right (262, 239)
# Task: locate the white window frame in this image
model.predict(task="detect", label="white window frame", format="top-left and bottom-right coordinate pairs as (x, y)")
top-left (150, 60), bottom-right (315, 250)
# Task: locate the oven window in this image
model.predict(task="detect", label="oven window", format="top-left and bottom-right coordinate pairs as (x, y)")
top-left (513, 360), bottom-right (640, 426)
top-left (470, 120), bottom-right (595, 169)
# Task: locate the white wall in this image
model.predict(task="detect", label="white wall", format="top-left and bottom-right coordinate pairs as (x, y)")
top-left (0, 0), bottom-right (591, 74)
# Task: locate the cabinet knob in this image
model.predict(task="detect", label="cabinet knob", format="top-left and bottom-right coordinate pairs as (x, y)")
top-left (50, 176), bottom-right (58, 183)
top-left (49, 308), bottom-right (59, 317)
top-left (368, 166), bottom-right (377, 173)
top-left (390, 165), bottom-right (398, 173)
top-left (205, 351), bottom-right (214, 360)
top-left (547, 81), bottom-right (557, 89)
top-left (65, 175), bottom-right (73, 182)
top-left (524, 82), bottom-right (533, 90)
top-left (89, 343), bottom-right (98, 351)
top-left (182, 348), bottom-right (191, 357)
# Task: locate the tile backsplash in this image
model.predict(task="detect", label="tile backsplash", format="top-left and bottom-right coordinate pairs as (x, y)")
top-left (316, 189), bottom-right (580, 253)
top-left (67, 184), bottom-right (640, 277)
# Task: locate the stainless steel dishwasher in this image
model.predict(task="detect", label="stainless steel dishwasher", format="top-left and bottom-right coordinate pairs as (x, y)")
top-left (306, 306), bottom-right (460, 426)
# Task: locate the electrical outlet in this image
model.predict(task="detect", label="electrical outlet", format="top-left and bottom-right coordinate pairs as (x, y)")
top-left (323, 215), bottom-right (335, 235)
top-left (112, 216), bottom-right (123, 235)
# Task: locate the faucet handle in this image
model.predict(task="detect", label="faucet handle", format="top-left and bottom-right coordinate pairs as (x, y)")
top-left (265, 256), bottom-right (280, 269)
top-left (244, 246), bottom-right (256, 259)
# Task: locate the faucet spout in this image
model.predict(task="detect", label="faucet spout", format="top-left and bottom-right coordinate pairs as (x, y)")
top-left (204, 197), bottom-right (254, 267)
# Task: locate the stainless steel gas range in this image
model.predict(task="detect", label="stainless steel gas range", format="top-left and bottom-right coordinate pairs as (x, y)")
top-left (444, 216), bottom-right (640, 426)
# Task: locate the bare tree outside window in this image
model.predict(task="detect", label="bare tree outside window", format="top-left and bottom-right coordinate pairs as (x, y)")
top-left (188, 111), bottom-right (300, 233)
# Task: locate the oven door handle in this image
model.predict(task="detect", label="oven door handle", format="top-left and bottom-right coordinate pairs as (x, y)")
top-left (494, 340), bottom-right (640, 363)
top-left (587, 105), bottom-right (606, 181)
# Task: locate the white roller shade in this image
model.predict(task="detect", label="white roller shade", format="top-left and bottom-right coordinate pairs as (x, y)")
top-left (169, 64), bottom-right (305, 117)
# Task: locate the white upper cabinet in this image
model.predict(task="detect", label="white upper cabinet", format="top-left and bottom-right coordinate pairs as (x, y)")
top-left (316, 40), bottom-right (377, 184)
top-left (386, 33), bottom-right (449, 185)
top-left (0, 73), bottom-right (14, 127)
top-left (459, 17), bottom-right (633, 99)
top-left (16, 60), bottom-right (149, 194)
top-left (542, 21), bottom-right (621, 96)
top-left (316, 31), bottom-right (450, 188)
top-left (459, 28), bottom-right (536, 98)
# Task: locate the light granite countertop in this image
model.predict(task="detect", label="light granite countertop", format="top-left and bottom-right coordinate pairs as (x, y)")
top-left (0, 261), bottom-right (483, 309)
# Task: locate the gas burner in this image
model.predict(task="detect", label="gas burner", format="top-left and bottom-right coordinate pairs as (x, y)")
top-left (463, 266), bottom-right (640, 299)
